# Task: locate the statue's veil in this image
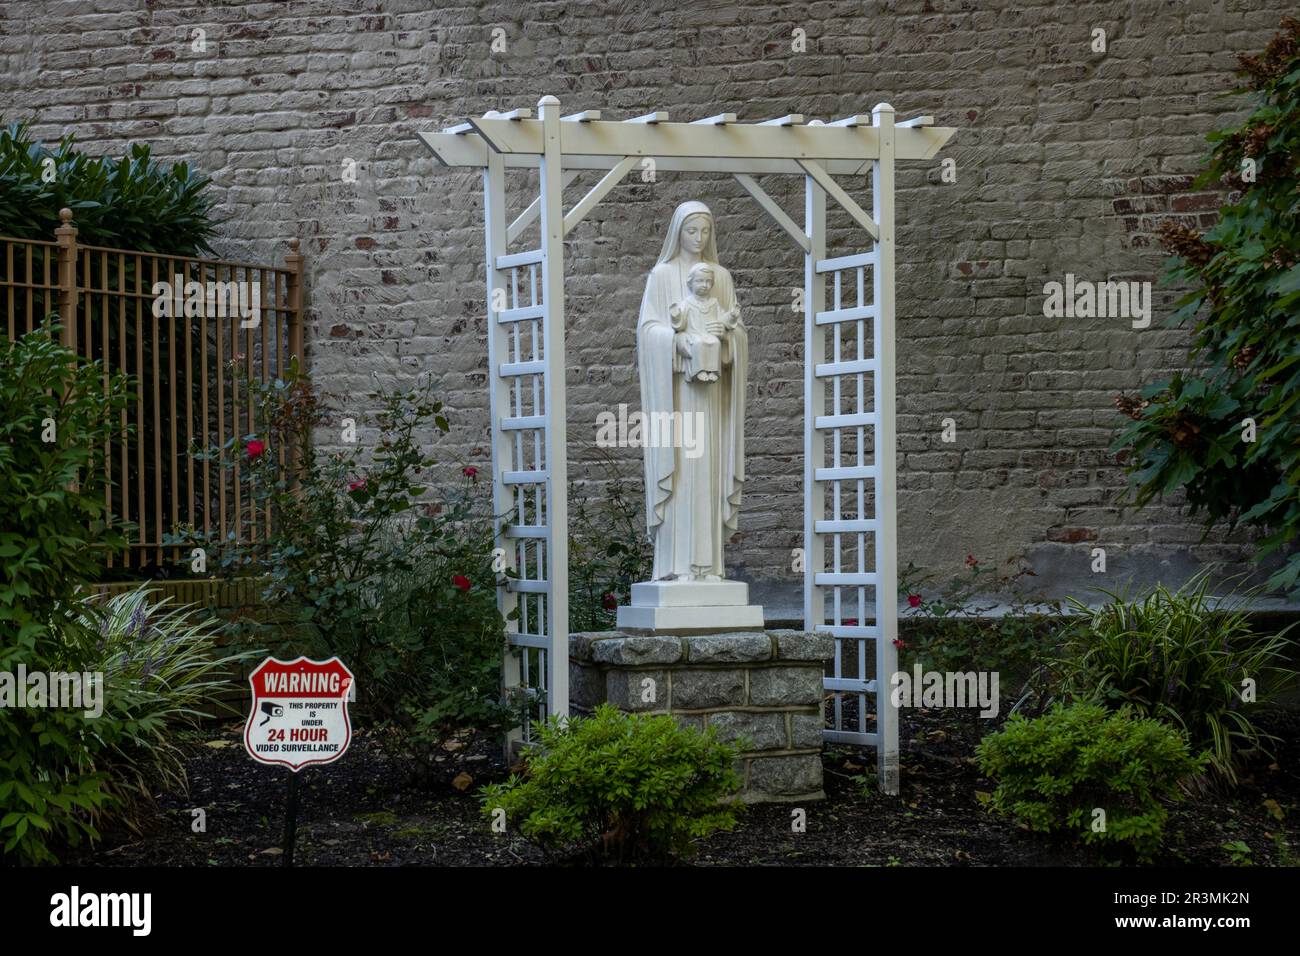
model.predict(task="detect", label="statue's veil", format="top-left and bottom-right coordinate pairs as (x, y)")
top-left (655, 201), bottom-right (719, 266)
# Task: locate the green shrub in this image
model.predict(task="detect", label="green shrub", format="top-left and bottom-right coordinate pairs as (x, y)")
top-left (77, 586), bottom-right (253, 828)
top-left (1, 585), bottom-right (245, 864)
top-left (1, 332), bottom-right (246, 861)
top-left (182, 367), bottom-right (515, 754)
top-left (1053, 573), bottom-right (1297, 783)
top-left (0, 121), bottom-right (219, 254)
top-left (976, 702), bottom-right (1207, 860)
top-left (480, 704), bottom-right (743, 864)
top-left (366, 544), bottom-right (515, 748)
top-left (899, 555), bottom-right (1063, 676)
top-left (1113, 17), bottom-right (1300, 595)
top-left (568, 452), bottom-right (652, 632)
top-left (1, 327), bottom-right (124, 862)
top-left (0, 325), bottom-right (130, 630)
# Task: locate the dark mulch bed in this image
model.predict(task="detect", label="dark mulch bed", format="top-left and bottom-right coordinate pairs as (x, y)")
top-left (71, 707), bottom-right (1300, 867)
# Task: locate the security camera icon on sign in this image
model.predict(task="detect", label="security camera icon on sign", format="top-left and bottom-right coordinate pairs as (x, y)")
top-left (258, 701), bottom-right (285, 727)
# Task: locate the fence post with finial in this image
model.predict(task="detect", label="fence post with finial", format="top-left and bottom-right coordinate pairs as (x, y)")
top-left (284, 237), bottom-right (306, 482)
top-left (285, 237), bottom-right (304, 368)
top-left (54, 208), bottom-right (78, 353)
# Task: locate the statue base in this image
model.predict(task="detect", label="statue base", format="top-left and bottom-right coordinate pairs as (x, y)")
top-left (616, 580), bottom-right (764, 633)
top-left (570, 629), bottom-right (834, 803)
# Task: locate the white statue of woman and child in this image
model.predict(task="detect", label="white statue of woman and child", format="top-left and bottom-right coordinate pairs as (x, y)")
top-left (616, 200), bottom-right (764, 631)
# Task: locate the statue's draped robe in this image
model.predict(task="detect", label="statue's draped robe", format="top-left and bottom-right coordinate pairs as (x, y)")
top-left (637, 258), bottom-right (748, 579)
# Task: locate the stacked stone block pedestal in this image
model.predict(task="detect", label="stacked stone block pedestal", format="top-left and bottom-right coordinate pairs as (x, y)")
top-left (570, 630), bottom-right (833, 803)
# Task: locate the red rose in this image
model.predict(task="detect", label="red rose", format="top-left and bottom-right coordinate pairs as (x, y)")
top-left (965, 553), bottom-right (978, 567)
top-left (601, 592), bottom-right (618, 611)
top-left (453, 575), bottom-right (471, 592)
top-left (893, 638), bottom-right (908, 650)
top-left (246, 439), bottom-right (266, 459)
top-left (907, 594), bottom-right (922, 608)
top-left (348, 477), bottom-right (367, 492)
top-left (463, 465), bottom-right (478, 479)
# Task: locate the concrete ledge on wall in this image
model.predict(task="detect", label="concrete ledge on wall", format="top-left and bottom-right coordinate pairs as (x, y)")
top-left (570, 629), bottom-right (833, 804)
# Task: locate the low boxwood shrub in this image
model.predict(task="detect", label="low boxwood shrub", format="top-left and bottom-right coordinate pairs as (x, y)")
top-left (976, 702), bottom-right (1208, 860)
top-left (480, 704), bottom-right (743, 864)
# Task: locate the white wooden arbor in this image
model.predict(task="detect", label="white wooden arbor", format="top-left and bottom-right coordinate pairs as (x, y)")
top-left (420, 96), bottom-right (954, 792)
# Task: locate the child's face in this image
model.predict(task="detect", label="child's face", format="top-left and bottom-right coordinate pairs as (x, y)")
top-left (690, 272), bottom-right (714, 296)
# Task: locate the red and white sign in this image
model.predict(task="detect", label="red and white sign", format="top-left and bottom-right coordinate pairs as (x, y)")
top-left (244, 657), bottom-right (354, 772)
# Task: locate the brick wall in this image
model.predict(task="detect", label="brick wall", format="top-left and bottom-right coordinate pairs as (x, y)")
top-left (4, 0), bottom-right (1292, 608)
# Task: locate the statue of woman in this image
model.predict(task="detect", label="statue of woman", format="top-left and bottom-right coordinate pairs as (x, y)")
top-left (636, 201), bottom-right (749, 582)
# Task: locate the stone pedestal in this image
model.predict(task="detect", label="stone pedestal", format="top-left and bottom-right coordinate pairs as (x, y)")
top-left (570, 629), bottom-right (833, 803)
top-left (615, 579), bottom-right (764, 632)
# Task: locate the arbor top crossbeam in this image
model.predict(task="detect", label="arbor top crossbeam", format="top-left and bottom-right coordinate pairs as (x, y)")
top-left (420, 100), bottom-right (954, 176)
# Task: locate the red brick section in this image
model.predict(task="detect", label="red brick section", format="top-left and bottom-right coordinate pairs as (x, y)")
top-left (1108, 174), bottom-right (1237, 250)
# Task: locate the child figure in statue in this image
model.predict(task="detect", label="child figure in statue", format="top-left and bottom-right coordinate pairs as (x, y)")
top-left (669, 262), bottom-right (736, 384)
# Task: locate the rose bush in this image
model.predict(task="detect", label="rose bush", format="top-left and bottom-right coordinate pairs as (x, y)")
top-left (178, 366), bottom-right (516, 762)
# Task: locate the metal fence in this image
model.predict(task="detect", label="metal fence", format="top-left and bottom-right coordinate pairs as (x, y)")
top-left (1, 209), bottom-right (305, 570)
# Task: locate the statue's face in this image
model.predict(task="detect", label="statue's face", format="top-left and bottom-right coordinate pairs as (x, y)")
top-left (690, 271), bottom-right (714, 295)
top-left (680, 214), bottom-right (711, 256)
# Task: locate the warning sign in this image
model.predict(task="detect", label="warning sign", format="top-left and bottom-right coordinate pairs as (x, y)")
top-left (244, 657), bottom-right (354, 772)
